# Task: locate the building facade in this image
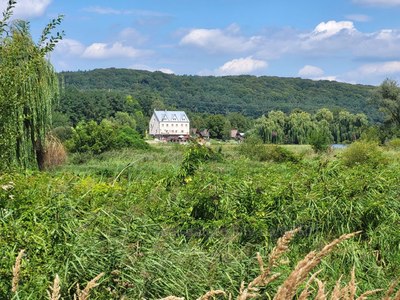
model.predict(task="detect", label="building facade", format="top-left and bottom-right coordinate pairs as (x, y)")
top-left (149, 110), bottom-right (190, 141)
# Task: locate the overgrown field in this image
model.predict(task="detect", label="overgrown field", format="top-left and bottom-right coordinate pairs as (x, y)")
top-left (1, 142), bottom-right (400, 299)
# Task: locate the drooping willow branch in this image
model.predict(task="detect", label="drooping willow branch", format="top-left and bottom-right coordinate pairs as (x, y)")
top-left (0, 1), bottom-right (64, 170)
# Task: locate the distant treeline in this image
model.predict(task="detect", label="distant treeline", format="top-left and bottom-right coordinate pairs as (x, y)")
top-left (57, 68), bottom-right (379, 122)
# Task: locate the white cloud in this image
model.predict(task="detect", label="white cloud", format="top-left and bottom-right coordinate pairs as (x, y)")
top-left (55, 39), bottom-right (85, 56)
top-left (309, 20), bottom-right (356, 41)
top-left (357, 61), bottom-right (400, 75)
top-left (314, 76), bottom-right (338, 81)
top-left (345, 14), bottom-right (371, 22)
top-left (216, 57), bottom-right (267, 75)
top-left (0, 0), bottom-right (52, 18)
top-left (180, 26), bottom-right (262, 53)
top-left (82, 42), bottom-right (146, 59)
top-left (84, 6), bottom-right (121, 15)
top-left (353, 0), bottom-right (400, 6)
top-left (118, 28), bottom-right (147, 45)
top-left (340, 61), bottom-right (400, 84)
top-left (84, 6), bottom-right (169, 17)
top-left (298, 65), bottom-right (325, 77)
top-left (158, 68), bottom-right (174, 74)
top-left (354, 29), bottom-right (400, 58)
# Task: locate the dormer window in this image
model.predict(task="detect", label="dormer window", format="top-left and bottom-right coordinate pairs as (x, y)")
top-left (162, 114), bottom-right (168, 121)
top-left (172, 114), bottom-right (177, 121)
top-left (181, 115), bottom-right (186, 121)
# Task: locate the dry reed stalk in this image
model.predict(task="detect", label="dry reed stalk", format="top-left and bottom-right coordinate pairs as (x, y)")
top-left (12, 249), bottom-right (25, 293)
top-left (314, 278), bottom-right (327, 300)
top-left (348, 267), bottom-right (357, 300)
top-left (48, 274), bottom-right (61, 300)
top-left (197, 290), bottom-right (226, 300)
top-left (75, 272), bottom-right (105, 300)
top-left (383, 280), bottom-right (399, 300)
top-left (273, 231), bottom-right (361, 300)
top-left (268, 228), bottom-right (301, 270)
top-left (330, 275), bottom-right (343, 300)
top-left (298, 270), bottom-right (323, 300)
top-left (355, 289), bottom-right (384, 300)
top-left (44, 134), bottom-right (67, 169)
top-left (394, 289), bottom-right (400, 300)
top-left (237, 228), bottom-right (300, 300)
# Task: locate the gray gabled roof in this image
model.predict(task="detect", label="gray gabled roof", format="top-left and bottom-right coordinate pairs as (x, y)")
top-left (153, 110), bottom-right (189, 122)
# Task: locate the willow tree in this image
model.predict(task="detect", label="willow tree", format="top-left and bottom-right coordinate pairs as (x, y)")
top-left (0, 0), bottom-right (64, 170)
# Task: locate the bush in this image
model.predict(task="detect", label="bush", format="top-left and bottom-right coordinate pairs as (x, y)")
top-left (66, 120), bottom-right (149, 154)
top-left (386, 138), bottom-right (400, 150)
top-left (340, 141), bottom-right (386, 167)
top-left (51, 126), bottom-right (73, 142)
top-left (239, 138), bottom-right (299, 163)
top-left (309, 129), bottom-right (332, 153)
top-left (177, 143), bottom-right (222, 181)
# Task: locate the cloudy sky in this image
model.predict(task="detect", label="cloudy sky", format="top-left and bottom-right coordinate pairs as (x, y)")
top-left (3, 0), bottom-right (400, 85)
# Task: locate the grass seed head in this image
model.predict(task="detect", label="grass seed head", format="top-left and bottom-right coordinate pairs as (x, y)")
top-left (12, 249), bottom-right (25, 293)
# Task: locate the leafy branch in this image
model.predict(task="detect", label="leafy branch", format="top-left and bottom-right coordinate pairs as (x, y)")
top-left (0, 0), bottom-right (17, 37)
top-left (38, 14), bottom-right (65, 54)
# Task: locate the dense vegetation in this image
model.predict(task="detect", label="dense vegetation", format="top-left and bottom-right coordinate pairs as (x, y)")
top-left (2, 3), bottom-right (400, 299)
top-left (0, 0), bottom-right (63, 170)
top-left (1, 143), bottom-right (400, 299)
top-left (57, 69), bottom-right (378, 121)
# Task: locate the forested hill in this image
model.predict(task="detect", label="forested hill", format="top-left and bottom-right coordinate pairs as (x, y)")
top-left (59, 68), bottom-right (379, 120)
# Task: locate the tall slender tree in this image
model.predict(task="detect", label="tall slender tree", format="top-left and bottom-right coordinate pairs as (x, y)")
top-left (0, 0), bottom-right (64, 170)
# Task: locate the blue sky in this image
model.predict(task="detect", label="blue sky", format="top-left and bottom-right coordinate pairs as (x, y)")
top-left (3, 0), bottom-right (400, 85)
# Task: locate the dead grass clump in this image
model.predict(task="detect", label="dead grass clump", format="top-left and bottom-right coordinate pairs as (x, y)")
top-left (44, 134), bottom-right (67, 169)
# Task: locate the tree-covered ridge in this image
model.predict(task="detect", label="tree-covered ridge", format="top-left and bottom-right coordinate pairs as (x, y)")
top-left (59, 68), bottom-right (378, 120)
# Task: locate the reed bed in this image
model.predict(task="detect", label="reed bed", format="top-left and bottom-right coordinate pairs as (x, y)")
top-left (9, 229), bottom-right (399, 300)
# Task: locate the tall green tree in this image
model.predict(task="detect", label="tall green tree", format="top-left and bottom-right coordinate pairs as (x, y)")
top-left (0, 0), bottom-right (64, 170)
top-left (372, 79), bottom-right (400, 133)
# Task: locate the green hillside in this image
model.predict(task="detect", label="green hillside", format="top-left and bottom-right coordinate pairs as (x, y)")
top-left (59, 68), bottom-right (379, 120)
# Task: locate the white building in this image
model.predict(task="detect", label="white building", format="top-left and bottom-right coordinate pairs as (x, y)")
top-left (149, 110), bottom-right (190, 141)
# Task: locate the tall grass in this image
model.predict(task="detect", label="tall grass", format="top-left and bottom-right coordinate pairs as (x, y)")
top-left (1, 143), bottom-right (399, 299)
top-left (9, 229), bottom-right (399, 299)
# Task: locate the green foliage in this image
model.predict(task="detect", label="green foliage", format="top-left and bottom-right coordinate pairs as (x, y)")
top-left (251, 109), bottom-right (367, 145)
top-left (58, 68), bottom-right (378, 120)
top-left (0, 2), bottom-right (63, 171)
top-left (371, 79), bottom-right (400, 128)
top-left (66, 119), bottom-right (149, 154)
top-left (51, 126), bottom-right (73, 142)
top-left (239, 137), bottom-right (299, 163)
top-left (177, 143), bottom-right (222, 182)
top-left (0, 144), bottom-right (400, 298)
top-left (339, 141), bottom-right (387, 167)
top-left (386, 138), bottom-right (400, 150)
top-left (309, 126), bottom-right (332, 153)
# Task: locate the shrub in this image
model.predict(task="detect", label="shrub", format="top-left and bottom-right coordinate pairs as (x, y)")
top-left (66, 120), bottom-right (149, 154)
top-left (386, 137), bottom-right (400, 150)
top-left (177, 143), bottom-right (222, 181)
top-left (51, 126), bottom-right (73, 142)
top-left (340, 141), bottom-right (386, 167)
top-left (239, 138), bottom-right (299, 163)
top-left (309, 128), bottom-right (332, 153)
